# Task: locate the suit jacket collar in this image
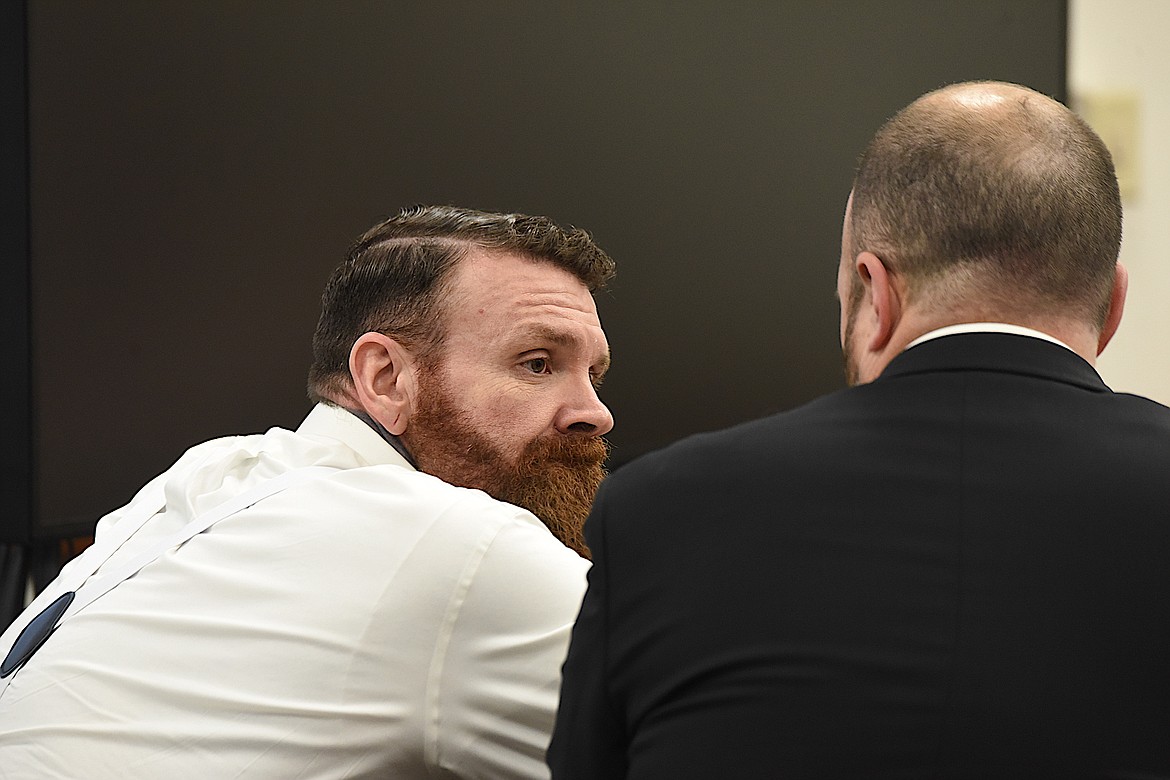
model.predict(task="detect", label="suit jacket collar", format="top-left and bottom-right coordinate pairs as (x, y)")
top-left (878, 332), bottom-right (1111, 393)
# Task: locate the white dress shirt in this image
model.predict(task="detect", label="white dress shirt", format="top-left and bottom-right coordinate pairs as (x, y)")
top-left (0, 403), bottom-right (589, 779)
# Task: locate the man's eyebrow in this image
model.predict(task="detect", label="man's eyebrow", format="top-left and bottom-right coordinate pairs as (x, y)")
top-left (524, 324), bottom-right (577, 348)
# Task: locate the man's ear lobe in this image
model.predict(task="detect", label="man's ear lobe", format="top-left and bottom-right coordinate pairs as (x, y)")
top-left (856, 251), bottom-right (901, 352)
top-left (348, 332), bottom-right (418, 435)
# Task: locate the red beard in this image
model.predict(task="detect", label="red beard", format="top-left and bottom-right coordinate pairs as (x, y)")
top-left (405, 370), bottom-right (607, 559)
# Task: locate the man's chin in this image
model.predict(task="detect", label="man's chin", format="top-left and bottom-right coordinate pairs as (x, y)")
top-left (494, 437), bottom-right (609, 559)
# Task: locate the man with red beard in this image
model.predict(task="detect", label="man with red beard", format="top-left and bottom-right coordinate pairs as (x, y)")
top-left (0, 206), bottom-right (614, 779)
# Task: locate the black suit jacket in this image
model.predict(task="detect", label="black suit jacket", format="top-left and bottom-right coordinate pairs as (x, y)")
top-left (549, 333), bottom-right (1170, 779)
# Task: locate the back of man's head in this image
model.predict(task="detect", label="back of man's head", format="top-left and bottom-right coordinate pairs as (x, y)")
top-left (306, 204), bottom-right (615, 404)
top-left (849, 81), bottom-right (1122, 328)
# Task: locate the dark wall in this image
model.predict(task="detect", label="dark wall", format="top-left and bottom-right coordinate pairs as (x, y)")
top-left (11, 0), bottom-right (1067, 540)
top-left (2, 0), bottom-right (32, 543)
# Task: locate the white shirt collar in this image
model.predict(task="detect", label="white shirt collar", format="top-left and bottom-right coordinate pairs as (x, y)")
top-left (296, 403), bottom-right (416, 471)
top-left (905, 322), bottom-right (1077, 354)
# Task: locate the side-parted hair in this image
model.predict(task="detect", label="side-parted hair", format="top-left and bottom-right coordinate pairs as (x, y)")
top-left (850, 81), bottom-right (1122, 326)
top-left (307, 204), bottom-right (616, 403)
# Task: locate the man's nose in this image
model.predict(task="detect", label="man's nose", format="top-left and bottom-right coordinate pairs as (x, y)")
top-left (557, 382), bottom-right (614, 437)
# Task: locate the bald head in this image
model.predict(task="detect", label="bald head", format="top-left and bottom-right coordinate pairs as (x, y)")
top-left (849, 81), bottom-right (1122, 328)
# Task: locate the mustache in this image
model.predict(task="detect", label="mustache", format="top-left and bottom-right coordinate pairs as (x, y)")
top-left (514, 434), bottom-right (610, 470)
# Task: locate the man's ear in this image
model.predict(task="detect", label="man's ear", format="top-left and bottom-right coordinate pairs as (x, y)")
top-left (1097, 261), bottom-right (1128, 356)
top-left (856, 251), bottom-right (901, 352)
top-left (348, 332), bottom-right (418, 435)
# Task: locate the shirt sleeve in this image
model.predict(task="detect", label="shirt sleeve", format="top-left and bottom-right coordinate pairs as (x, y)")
top-left (427, 510), bottom-right (590, 780)
top-left (0, 467), bottom-right (171, 651)
top-left (0, 436), bottom-right (236, 655)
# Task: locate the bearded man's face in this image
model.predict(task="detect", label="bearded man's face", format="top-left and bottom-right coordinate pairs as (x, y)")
top-left (399, 250), bottom-right (614, 558)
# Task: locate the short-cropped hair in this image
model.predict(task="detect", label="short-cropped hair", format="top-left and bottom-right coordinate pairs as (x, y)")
top-left (850, 81), bottom-right (1122, 326)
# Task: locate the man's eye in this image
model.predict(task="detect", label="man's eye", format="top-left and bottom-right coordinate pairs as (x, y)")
top-left (524, 357), bottom-right (550, 374)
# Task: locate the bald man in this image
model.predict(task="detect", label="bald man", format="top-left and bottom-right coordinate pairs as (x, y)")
top-left (549, 82), bottom-right (1170, 778)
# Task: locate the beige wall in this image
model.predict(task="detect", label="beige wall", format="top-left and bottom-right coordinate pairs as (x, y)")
top-left (1071, 0), bottom-right (1170, 404)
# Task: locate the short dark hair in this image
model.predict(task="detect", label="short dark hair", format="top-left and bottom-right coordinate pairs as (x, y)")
top-left (307, 204), bottom-right (616, 403)
top-left (850, 81), bottom-right (1122, 326)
